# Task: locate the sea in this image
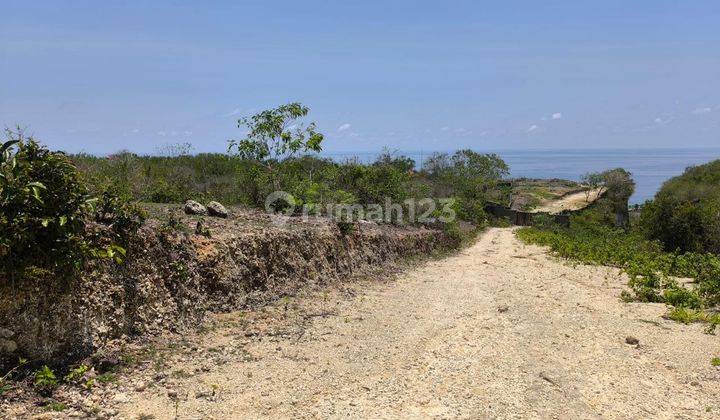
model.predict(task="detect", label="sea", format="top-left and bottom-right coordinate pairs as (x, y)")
top-left (320, 148), bottom-right (720, 204)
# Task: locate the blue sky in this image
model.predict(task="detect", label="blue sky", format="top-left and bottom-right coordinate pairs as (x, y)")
top-left (1, 0), bottom-right (719, 155)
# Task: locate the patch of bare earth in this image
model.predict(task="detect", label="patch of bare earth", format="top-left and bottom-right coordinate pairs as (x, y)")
top-left (532, 188), bottom-right (604, 214)
top-left (107, 228), bottom-right (720, 418)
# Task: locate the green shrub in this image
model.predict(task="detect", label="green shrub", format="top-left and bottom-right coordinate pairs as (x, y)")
top-left (663, 286), bottom-right (702, 309)
top-left (442, 221), bottom-right (465, 248)
top-left (640, 159), bottom-right (720, 254)
top-left (1, 133), bottom-right (95, 280)
top-left (0, 131), bottom-right (144, 283)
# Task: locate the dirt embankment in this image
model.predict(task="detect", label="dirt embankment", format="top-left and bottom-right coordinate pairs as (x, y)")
top-left (0, 207), bottom-right (458, 368)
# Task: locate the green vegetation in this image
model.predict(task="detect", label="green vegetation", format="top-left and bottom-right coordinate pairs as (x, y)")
top-left (1, 129), bottom-right (144, 285)
top-left (63, 364), bottom-right (89, 383)
top-left (666, 307), bottom-right (720, 333)
top-left (73, 149), bottom-right (505, 227)
top-left (639, 159), bottom-right (720, 254)
top-left (45, 401), bottom-right (67, 412)
top-left (580, 168), bottom-right (635, 229)
top-left (517, 197), bottom-right (720, 321)
top-left (33, 365), bottom-right (58, 394)
top-left (96, 372), bottom-right (118, 384)
top-left (711, 357), bottom-right (720, 367)
top-left (69, 104), bottom-right (508, 231)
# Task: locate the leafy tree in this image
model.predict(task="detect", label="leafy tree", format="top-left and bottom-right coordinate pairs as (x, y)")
top-left (600, 168), bottom-right (635, 229)
top-left (228, 103), bottom-right (324, 169)
top-left (580, 172), bottom-right (604, 201)
top-left (580, 168), bottom-right (635, 229)
top-left (425, 150), bottom-right (509, 223)
top-left (373, 148), bottom-right (416, 173)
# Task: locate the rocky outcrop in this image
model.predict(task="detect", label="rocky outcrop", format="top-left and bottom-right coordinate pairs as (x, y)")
top-left (0, 209), bottom-right (457, 367)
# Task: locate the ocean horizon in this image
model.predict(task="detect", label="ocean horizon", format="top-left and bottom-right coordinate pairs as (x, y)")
top-left (320, 148), bottom-right (720, 204)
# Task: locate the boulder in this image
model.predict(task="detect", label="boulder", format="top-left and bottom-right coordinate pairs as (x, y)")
top-left (184, 200), bottom-right (207, 215)
top-left (207, 201), bottom-right (229, 218)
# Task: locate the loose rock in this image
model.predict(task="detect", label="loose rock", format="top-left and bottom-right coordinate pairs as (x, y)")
top-left (625, 336), bottom-right (640, 345)
top-left (207, 201), bottom-right (229, 218)
top-left (184, 200), bottom-right (207, 215)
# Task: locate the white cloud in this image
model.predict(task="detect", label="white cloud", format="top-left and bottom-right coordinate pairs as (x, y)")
top-left (552, 112), bottom-right (563, 120)
top-left (440, 126), bottom-right (450, 131)
top-left (692, 107), bottom-right (712, 114)
top-left (527, 124), bottom-right (538, 133)
top-left (131, 129), bottom-right (140, 134)
top-left (157, 130), bottom-right (167, 137)
top-left (222, 108), bottom-right (242, 117)
top-left (337, 123), bottom-right (351, 132)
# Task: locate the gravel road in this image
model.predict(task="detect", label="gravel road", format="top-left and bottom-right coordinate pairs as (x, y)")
top-left (119, 228), bottom-right (720, 419)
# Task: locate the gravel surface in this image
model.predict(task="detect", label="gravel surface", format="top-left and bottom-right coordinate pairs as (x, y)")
top-left (117, 228), bottom-right (720, 419)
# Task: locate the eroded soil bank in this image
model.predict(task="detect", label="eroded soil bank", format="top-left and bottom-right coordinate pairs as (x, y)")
top-left (0, 206), bottom-right (458, 368)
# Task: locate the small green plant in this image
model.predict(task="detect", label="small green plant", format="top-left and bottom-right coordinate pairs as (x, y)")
top-left (120, 352), bottom-right (136, 366)
top-left (96, 372), bottom-right (117, 384)
top-left (195, 220), bottom-right (211, 237)
top-left (336, 221), bottom-right (355, 236)
top-left (45, 401), bottom-right (67, 412)
top-left (64, 364), bottom-right (90, 383)
top-left (161, 213), bottom-right (185, 232)
top-left (171, 369), bottom-right (191, 379)
top-left (0, 357), bottom-right (28, 395)
top-left (711, 357), bottom-right (720, 367)
top-left (442, 221), bottom-right (464, 248)
top-left (33, 365), bottom-right (58, 394)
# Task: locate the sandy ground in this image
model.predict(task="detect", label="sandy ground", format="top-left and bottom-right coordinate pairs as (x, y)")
top-left (117, 228), bottom-right (720, 419)
top-left (532, 189), bottom-right (603, 214)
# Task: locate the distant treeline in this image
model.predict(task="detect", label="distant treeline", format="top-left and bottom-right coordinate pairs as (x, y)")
top-left (71, 149), bottom-right (510, 226)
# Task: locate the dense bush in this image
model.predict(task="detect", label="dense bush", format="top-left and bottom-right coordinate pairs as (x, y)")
top-left (639, 159), bottom-right (720, 254)
top-left (424, 150), bottom-right (509, 224)
top-left (0, 131), bottom-right (143, 283)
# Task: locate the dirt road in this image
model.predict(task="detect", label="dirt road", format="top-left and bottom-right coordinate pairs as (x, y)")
top-left (119, 228), bottom-right (720, 419)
